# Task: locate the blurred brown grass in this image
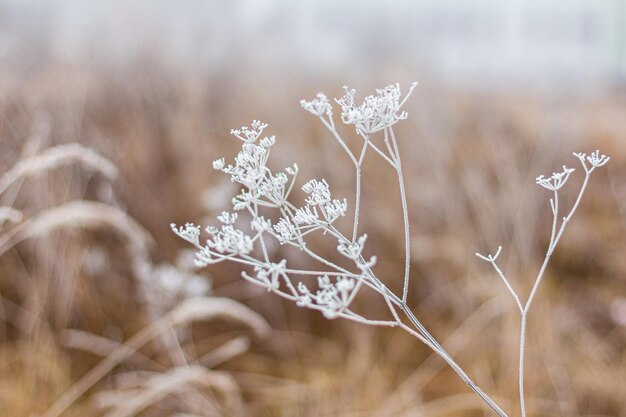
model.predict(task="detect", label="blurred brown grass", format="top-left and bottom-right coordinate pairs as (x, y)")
top-left (0, 62), bottom-right (625, 417)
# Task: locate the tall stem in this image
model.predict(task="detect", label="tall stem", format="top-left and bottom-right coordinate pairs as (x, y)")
top-left (353, 139), bottom-right (368, 241)
top-left (518, 170), bottom-right (592, 416)
top-left (398, 304), bottom-right (508, 417)
top-left (354, 166), bottom-right (361, 241)
top-left (388, 127), bottom-right (411, 303)
top-left (397, 166), bottom-right (411, 302)
top-left (386, 128), bottom-right (505, 414)
top-left (519, 313), bottom-right (527, 417)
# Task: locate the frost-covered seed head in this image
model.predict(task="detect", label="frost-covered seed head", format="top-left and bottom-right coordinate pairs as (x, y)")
top-left (335, 82), bottom-right (417, 135)
top-left (300, 93), bottom-right (333, 117)
top-left (250, 216), bottom-right (272, 232)
top-left (273, 218), bottom-right (298, 244)
top-left (294, 205), bottom-right (319, 225)
top-left (302, 179), bottom-right (331, 206)
top-left (171, 223), bottom-right (201, 246)
top-left (231, 120), bottom-right (268, 143)
top-left (536, 166), bottom-right (575, 191)
top-left (212, 158), bottom-right (225, 170)
top-left (217, 211), bottom-right (238, 224)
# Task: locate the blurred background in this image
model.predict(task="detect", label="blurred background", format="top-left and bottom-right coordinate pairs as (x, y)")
top-left (0, 1), bottom-right (625, 416)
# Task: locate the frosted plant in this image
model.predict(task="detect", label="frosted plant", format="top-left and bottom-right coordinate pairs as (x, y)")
top-left (477, 150), bottom-right (609, 417)
top-left (172, 83), bottom-right (609, 416)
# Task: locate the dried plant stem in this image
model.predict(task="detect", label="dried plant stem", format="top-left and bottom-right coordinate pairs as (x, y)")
top-left (352, 139), bottom-right (368, 241)
top-left (396, 166), bottom-right (411, 302)
top-left (0, 201), bottom-right (153, 258)
top-left (478, 162), bottom-right (603, 417)
top-left (0, 143), bottom-right (118, 196)
top-left (41, 298), bottom-right (268, 417)
top-left (379, 125), bottom-right (504, 413)
top-left (375, 298), bottom-right (508, 417)
top-left (397, 307), bottom-right (509, 417)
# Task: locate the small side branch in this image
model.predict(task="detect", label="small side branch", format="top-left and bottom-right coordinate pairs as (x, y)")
top-left (476, 246), bottom-right (523, 314)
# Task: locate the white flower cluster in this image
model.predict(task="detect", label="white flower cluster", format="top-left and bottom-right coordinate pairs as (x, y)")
top-left (172, 117), bottom-right (372, 318)
top-left (335, 82), bottom-right (417, 135)
top-left (294, 179), bottom-right (347, 227)
top-left (297, 275), bottom-right (356, 318)
top-left (300, 93), bottom-right (332, 117)
top-left (230, 119), bottom-right (268, 143)
top-left (536, 149), bottom-right (611, 192)
top-left (535, 166), bottom-right (575, 191)
top-left (171, 223), bottom-right (201, 246)
top-left (573, 150), bottom-right (610, 173)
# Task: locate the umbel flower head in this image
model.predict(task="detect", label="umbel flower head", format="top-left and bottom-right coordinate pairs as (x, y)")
top-left (296, 275), bottom-right (356, 319)
top-left (536, 166), bottom-right (575, 191)
top-left (300, 93), bottom-right (332, 117)
top-left (573, 150), bottom-right (610, 173)
top-left (335, 82), bottom-right (417, 135)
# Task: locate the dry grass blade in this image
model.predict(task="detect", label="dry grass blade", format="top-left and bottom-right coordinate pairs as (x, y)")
top-left (40, 297), bottom-right (269, 417)
top-left (167, 297), bottom-right (270, 338)
top-left (199, 336), bottom-right (251, 368)
top-left (0, 143), bottom-right (118, 195)
top-left (101, 366), bottom-right (243, 417)
top-left (109, 371), bottom-right (161, 391)
top-left (61, 329), bottom-right (134, 357)
top-left (92, 388), bottom-right (140, 410)
top-left (61, 329), bottom-right (155, 367)
top-left (0, 200), bottom-right (153, 257)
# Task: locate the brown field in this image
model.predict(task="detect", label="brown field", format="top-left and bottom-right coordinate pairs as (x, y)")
top-left (0, 34), bottom-right (625, 417)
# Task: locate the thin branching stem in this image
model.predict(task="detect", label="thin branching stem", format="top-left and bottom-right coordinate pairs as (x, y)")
top-left (516, 169), bottom-right (593, 417)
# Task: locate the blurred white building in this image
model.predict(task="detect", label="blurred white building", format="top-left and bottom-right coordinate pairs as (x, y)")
top-left (286, 0), bottom-right (626, 85)
top-left (1, 0), bottom-right (625, 87)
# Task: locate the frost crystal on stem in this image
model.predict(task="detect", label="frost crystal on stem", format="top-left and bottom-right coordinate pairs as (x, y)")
top-left (172, 82), bottom-right (609, 417)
